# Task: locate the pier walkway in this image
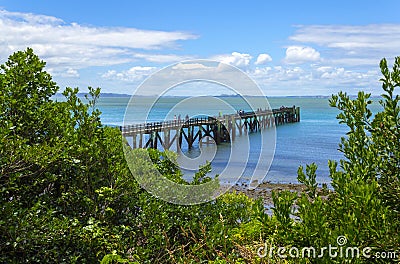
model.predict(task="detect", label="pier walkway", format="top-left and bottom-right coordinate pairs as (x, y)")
top-left (121, 106), bottom-right (300, 150)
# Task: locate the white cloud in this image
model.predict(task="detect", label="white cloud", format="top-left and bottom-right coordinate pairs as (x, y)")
top-left (47, 67), bottom-right (80, 78)
top-left (64, 68), bottom-right (79, 78)
top-left (172, 62), bottom-right (212, 70)
top-left (248, 63), bottom-right (381, 95)
top-left (290, 24), bottom-right (400, 50)
top-left (329, 58), bottom-right (380, 66)
top-left (101, 66), bottom-right (157, 82)
top-left (253, 66), bottom-right (272, 76)
top-left (0, 9), bottom-right (197, 72)
top-left (0, 10), bottom-right (63, 25)
top-left (284, 46), bottom-right (321, 64)
top-left (1, 9), bottom-right (392, 96)
top-left (251, 66), bottom-right (305, 83)
top-left (313, 66), bottom-right (379, 84)
top-left (289, 24), bottom-right (400, 66)
top-left (133, 53), bottom-right (194, 63)
top-left (274, 23), bottom-right (400, 94)
top-left (212, 52), bottom-right (252, 68)
top-left (255, 53), bottom-right (272, 65)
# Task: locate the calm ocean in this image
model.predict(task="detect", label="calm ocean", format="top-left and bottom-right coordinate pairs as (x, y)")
top-left (96, 96), bottom-right (382, 185)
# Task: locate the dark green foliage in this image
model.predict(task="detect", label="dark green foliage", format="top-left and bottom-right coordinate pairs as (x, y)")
top-left (271, 190), bottom-right (297, 230)
top-left (373, 58), bottom-right (400, 214)
top-left (0, 47), bottom-right (58, 144)
top-left (259, 57), bottom-right (400, 263)
top-left (1, 48), bottom-right (399, 263)
top-left (0, 48), bottom-right (260, 263)
top-left (297, 163), bottom-right (318, 199)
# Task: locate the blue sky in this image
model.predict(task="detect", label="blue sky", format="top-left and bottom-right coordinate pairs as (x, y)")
top-left (1, 0), bottom-right (400, 95)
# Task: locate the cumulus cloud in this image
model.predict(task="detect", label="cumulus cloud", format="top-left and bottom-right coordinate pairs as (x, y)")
top-left (46, 67), bottom-right (80, 79)
top-left (0, 9), bottom-right (197, 74)
top-left (284, 46), bottom-right (321, 64)
top-left (63, 68), bottom-right (80, 78)
top-left (212, 52), bottom-right (252, 68)
top-left (248, 63), bottom-right (381, 95)
top-left (313, 65), bottom-right (379, 83)
top-left (101, 66), bottom-right (157, 82)
top-left (255, 53), bottom-right (272, 65)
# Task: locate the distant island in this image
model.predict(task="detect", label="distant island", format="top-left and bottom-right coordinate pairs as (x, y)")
top-left (53, 92), bottom-right (131, 98)
top-left (52, 92), bottom-right (383, 99)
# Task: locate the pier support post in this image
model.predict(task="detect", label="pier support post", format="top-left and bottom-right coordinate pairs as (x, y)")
top-left (121, 106), bottom-right (300, 151)
top-left (231, 116), bottom-right (235, 141)
top-left (176, 129), bottom-right (180, 152)
top-left (139, 134), bottom-right (143, 148)
top-left (132, 133), bottom-right (137, 149)
top-left (296, 107), bottom-right (300, 122)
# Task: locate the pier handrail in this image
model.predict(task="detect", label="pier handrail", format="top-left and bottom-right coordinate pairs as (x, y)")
top-left (120, 106), bottom-right (299, 134)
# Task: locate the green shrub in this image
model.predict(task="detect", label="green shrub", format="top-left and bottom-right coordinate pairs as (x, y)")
top-left (258, 57), bottom-right (400, 263)
top-left (2, 48), bottom-right (399, 263)
top-left (0, 48), bottom-right (264, 263)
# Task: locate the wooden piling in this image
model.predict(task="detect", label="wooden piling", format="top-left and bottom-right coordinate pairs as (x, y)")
top-left (121, 106), bottom-right (300, 152)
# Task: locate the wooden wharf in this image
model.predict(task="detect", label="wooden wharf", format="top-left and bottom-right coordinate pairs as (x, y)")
top-left (121, 106), bottom-right (300, 151)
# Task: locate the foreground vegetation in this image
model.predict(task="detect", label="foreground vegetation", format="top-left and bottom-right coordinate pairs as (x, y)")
top-left (0, 49), bottom-right (399, 263)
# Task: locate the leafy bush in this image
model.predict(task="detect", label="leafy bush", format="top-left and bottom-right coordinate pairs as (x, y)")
top-left (0, 48), bottom-right (262, 263)
top-left (1, 48), bottom-right (399, 263)
top-left (261, 57), bottom-right (400, 263)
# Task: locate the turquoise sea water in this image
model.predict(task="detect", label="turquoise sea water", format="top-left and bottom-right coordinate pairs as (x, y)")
top-left (96, 96), bottom-right (382, 185)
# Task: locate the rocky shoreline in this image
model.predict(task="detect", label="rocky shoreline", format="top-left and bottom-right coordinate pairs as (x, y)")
top-left (231, 182), bottom-right (308, 206)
